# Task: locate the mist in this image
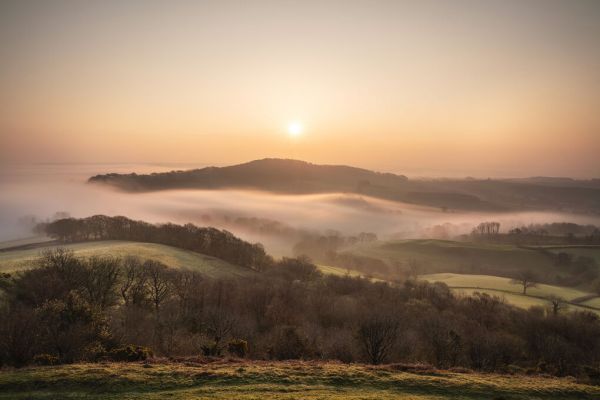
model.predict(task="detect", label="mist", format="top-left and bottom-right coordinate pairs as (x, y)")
top-left (2, 164), bottom-right (599, 255)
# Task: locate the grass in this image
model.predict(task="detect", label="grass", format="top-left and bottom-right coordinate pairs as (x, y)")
top-left (421, 273), bottom-right (600, 314)
top-left (0, 236), bottom-right (52, 250)
top-left (581, 297), bottom-right (600, 308)
top-left (0, 360), bottom-right (598, 399)
top-left (0, 240), bottom-right (252, 278)
top-left (342, 239), bottom-right (565, 280)
top-left (542, 247), bottom-right (600, 265)
top-left (317, 264), bottom-right (364, 277)
top-left (317, 264), bottom-right (387, 282)
top-left (421, 273), bottom-right (591, 301)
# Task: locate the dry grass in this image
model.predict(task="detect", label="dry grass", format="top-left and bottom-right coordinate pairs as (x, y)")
top-left (0, 360), bottom-right (598, 399)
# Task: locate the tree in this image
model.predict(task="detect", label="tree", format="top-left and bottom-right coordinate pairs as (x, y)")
top-left (143, 260), bottom-right (172, 313)
top-left (81, 256), bottom-right (121, 310)
top-left (357, 312), bottom-right (399, 364)
top-left (548, 296), bottom-right (567, 316)
top-left (510, 271), bottom-right (537, 295)
top-left (119, 256), bottom-right (148, 306)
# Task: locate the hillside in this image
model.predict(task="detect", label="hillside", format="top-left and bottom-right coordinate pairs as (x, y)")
top-left (341, 239), bottom-right (567, 281)
top-left (420, 273), bottom-right (600, 314)
top-left (1, 360), bottom-right (598, 400)
top-left (0, 240), bottom-right (252, 278)
top-left (88, 158), bottom-right (600, 213)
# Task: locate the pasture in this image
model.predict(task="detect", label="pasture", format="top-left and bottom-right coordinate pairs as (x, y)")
top-left (342, 239), bottom-right (565, 280)
top-left (0, 360), bottom-right (598, 400)
top-left (0, 240), bottom-right (251, 278)
top-left (542, 246), bottom-right (600, 265)
top-left (421, 273), bottom-right (600, 314)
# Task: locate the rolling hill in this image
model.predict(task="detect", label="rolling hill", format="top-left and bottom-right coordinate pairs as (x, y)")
top-left (340, 239), bottom-right (567, 280)
top-left (88, 158), bottom-right (600, 213)
top-left (0, 240), bottom-right (252, 278)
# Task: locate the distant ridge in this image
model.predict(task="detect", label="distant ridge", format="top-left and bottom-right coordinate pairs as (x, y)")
top-left (89, 158), bottom-right (600, 214)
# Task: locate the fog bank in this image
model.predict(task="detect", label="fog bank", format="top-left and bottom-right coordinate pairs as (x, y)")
top-left (1, 164), bottom-right (599, 255)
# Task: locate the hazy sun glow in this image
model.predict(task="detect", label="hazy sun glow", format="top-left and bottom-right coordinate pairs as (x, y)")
top-left (287, 122), bottom-right (303, 137)
top-left (0, 1), bottom-right (599, 177)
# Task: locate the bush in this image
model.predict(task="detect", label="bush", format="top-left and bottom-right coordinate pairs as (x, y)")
top-left (227, 339), bottom-right (248, 358)
top-left (269, 326), bottom-right (307, 360)
top-left (33, 354), bottom-right (59, 366)
top-left (106, 345), bottom-right (153, 362)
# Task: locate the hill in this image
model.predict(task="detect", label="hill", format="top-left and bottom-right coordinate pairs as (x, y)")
top-left (340, 239), bottom-right (567, 281)
top-left (88, 158), bottom-right (600, 213)
top-left (0, 240), bottom-right (252, 278)
top-left (1, 360), bottom-right (598, 400)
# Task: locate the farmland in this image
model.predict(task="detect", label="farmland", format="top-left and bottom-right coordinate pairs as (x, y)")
top-left (341, 239), bottom-right (566, 280)
top-left (0, 360), bottom-right (598, 400)
top-left (541, 246), bottom-right (600, 265)
top-left (421, 273), bottom-right (600, 313)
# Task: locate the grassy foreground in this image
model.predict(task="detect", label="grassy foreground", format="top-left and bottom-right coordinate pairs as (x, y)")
top-left (0, 360), bottom-right (598, 400)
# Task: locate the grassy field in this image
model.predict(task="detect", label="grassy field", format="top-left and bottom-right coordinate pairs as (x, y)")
top-left (0, 236), bottom-right (52, 250)
top-left (341, 239), bottom-right (564, 280)
top-left (421, 273), bottom-right (600, 313)
top-left (542, 246), bottom-right (600, 265)
top-left (317, 264), bottom-right (387, 282)
top-left (0, 240), bottom-right (252, 278)
top-left (0, 360), bottom-right (598, 400)
top-left (317, 264), bottom-right (364, 277)
top-left (581, 297), bottom-right (600, 308)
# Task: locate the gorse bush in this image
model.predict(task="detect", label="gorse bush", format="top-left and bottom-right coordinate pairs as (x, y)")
top-left (227, 339), bottom-right (248, 358)
top-left (105, 345), bottom-right (153, 362)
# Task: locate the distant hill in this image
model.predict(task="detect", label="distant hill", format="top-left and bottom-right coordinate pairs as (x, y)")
top-left (89, 158), bottom-right (600, 213)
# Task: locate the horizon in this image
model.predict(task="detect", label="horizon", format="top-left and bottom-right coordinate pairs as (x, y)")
top-left (1, 0), bottom-right (600, 178)
top-left (2, 157), bottom-right (599, 180)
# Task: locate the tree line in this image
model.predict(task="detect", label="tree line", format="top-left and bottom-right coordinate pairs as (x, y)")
top-left (38, 215), bottom-right (273, 271)
top-left (2, 249), bottom-right (600, 379)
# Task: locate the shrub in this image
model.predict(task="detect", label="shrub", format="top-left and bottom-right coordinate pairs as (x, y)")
top-left (227, 339), bottom-right (248, 358)
top-left (107, 345), bottom-right (153, 362)
top-left (269, 326), bottom-right (307, 360)
top-left (33, 354), bottom-right (59, 366)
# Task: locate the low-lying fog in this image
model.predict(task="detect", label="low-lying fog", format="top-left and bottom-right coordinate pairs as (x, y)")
top-left (2, 164), bottom-right (599, 256)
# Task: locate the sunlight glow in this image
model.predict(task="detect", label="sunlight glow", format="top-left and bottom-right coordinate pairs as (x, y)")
top-left (287, 121), bottom-right (303, 137)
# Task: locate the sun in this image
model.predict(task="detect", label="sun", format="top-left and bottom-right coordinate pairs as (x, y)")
top-left (287, 121), bottom-right (303, 137)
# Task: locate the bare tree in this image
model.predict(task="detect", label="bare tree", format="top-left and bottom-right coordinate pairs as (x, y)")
top-left (119, 256), bottom-right (147, 306)
top-left (548, 295), bottom-right (567, 316)
top-left (510, 270), bottom-right (537, 295)
top-left (143, 260), bottom-right (172, 313)
top-left (81, 256), bottom-right (121, 310)
top-left (357, 312), bottom-right (399, 364)
top-left (201, 307), bottom-right (237, 356)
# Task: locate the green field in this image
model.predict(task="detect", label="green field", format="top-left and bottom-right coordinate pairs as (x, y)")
top-left (0, 240), bottom-right (252, 278)
top-left (0, 361), bottom-right (597, 400)
top-left (317, 264), bottom-right (387, 282)
top-left (318, 264), bottom-right (364, 277)
top-left (421, 273), bottom-right (600, 313)
top-left (542, 246), bottom-right (600, 265)
top-left (342, 239), bottom-right (565, 279)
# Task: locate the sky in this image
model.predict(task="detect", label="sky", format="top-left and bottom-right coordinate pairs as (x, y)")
top-left (1, 0), bottom-right (599, 178)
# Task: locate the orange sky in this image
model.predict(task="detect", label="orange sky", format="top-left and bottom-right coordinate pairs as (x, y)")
top-left (1, 0), bottom-right (599, 177)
